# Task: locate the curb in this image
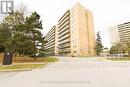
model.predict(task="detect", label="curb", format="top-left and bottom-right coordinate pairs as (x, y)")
top-left (0, 68), bottom-right (32, 73)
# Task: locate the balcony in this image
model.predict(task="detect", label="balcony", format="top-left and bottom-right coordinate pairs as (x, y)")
top-left (58, 25), bottom-right (70, 35)
top-left (59, 38), bottom-right (70, 45)
top-left (45, 42), bottom-right (55, 47)
top-left (45, 32), bottom-right (55, 41)
top-left (59, 43), bottom-right (70, 49)
top-left (45, 39), bottom-right (55, 46)
top-left (59, 48), bottom-right (71, 53)
top-left (59, 34), bottom-right (70, 42)
top-left (45, 30), bottom-right (55, 40)
top-left (59, 29), bottom-right (70, 38)
top-left (45, 45), bottom-right (53, 49)
top-left (46, 45), bottom-right (55, 49)
top-left (58, 11), bottom-right (70, 23)
top-left (58, 17), bottom-right (70, 28)
top-left (58, 21), bottom-right (70, 29)
top-left (45, 42), bottom-right (55, 48)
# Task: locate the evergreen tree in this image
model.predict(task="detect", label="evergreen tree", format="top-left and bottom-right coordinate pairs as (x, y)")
top-left (0, 23), bottom-right (11, 52)
top-left (2, 10), bottom-right (26, 53)
top-left (0, 8), bottom-right (46, 60)
top-left (95, 31), bottom-right (103, 55)
top-left (25, 12), bottom-right (43, 60)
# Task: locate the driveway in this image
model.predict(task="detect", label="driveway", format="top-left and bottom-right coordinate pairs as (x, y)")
top-left (0, 57), bottom-right (130, 87)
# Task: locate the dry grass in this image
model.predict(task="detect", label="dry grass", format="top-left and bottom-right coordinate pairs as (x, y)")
top-left (0, 63), bottom-right (46, 71)
top-left (0, 53), bottom-right (59, 64)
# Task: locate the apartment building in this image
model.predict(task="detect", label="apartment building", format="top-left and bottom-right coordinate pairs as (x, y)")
top-left (58, 10), bottom-right (71, 55)
top-left (118, 22), bottom-right (130, 43)
top-left (44, 26), bottom-right (56, 55)
top-left (109, 22), bottom-right (130, 45)
top-left (108, 26), bottom-right (120, 45)
top-left (45, 3), bottom-right (96, 56)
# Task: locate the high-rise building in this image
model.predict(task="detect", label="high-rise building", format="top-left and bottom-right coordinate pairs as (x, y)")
top-left (109, 22), bottom-right (130, 45)
top-left (118, 22), bottom-right (130, 43)
top-left (44, 3), bottom-right (96, 56)
top-left (44, 26), bottom-right (56, 55)
top-left (108, 26), bottom-right (120, 45)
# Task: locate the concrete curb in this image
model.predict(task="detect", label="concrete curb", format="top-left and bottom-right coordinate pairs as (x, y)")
top-left (0, 68), bottom-right (32, 73)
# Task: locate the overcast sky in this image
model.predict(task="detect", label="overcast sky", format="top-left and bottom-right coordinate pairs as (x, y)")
top-left (4, 0), bottom-right (130, 48)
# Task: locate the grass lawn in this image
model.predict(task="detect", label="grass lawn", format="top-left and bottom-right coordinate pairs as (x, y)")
top-left (0, 54), bottom-right (59, 71)
top-left (0, 53), bottom-right (59, 64)
top-left (0, 63), bottom-right (47, 71)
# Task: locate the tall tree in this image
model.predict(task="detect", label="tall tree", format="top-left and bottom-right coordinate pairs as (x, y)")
top-left (0, 7), bottom-right (46, 60)
top-left (95, 31), bottom-right (104, 55)
top-left (2, 10), bottom-right (26, 54)
top-left (25, 12), bottom-right (43, 60)
top-left (0, 23), bottom-right (11, 52)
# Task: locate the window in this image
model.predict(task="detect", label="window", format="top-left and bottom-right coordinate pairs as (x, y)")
top-left (73, 51), bottom-right (77, 53)
top-left (73, 45), bottom-right (76, 48)
top-left (73, 39), bottom-right (76, 43)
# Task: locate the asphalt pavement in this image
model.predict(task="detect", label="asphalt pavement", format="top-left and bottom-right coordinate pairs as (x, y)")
top-left (0, 57), bottom-right (130, 87)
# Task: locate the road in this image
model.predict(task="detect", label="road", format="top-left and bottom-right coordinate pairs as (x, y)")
top-left (0, 57), bottom-right (130, 87)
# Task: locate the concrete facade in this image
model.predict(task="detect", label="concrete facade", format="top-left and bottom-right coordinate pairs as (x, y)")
top-left (109, 22), bottom-right (130, 45)
top-left (108, 26), bottom-right (120, 45)
top-left (45, 3), bottom-right (96, 56)
top-left (44, 26), bottom-right (56, 55)
top-left (118, 22), bottom-right (130, 43)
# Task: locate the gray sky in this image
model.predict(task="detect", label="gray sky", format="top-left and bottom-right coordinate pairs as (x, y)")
top-left (6, 0), bottom-right (130, 48)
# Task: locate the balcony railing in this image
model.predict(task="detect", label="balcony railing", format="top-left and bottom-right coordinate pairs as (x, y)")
top-left (59, 29), bottom-right (70, 38)
top-left (58, 17), bottom-right (70, 28)
top-left (45, 32), bottom-right (55, 41)
top-left (58, 11), bottom-right (70, 23)
top-left (59, 43), bottom-right (70, 49)
top-left (59, 38), bottom-right (70, 45)
top-left (58, 21), bottom-right (70, 29)
top-left (59, 34), bottom-right (70, 42)
top-left (45, 30), bottom-right (55, 40)
top-left (58, 25), bottom-right (70, 35)
top-left (45, 42), bottom-right (55, 48)
top-left (45, 39), bottom-right (55, 46)
top-left (58, 48), bottom-right (71, 53)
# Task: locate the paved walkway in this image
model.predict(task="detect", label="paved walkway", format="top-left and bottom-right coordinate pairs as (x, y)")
top-left (0, 57), bottom-right (130, 87)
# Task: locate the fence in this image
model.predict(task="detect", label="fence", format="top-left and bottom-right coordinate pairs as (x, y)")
top-left (0, 54), bottom-right (47, 64)
top-left (106, 54), bottom-right (130, 61)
